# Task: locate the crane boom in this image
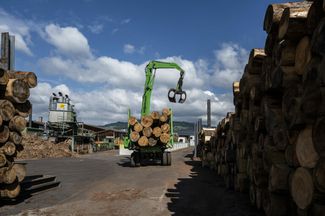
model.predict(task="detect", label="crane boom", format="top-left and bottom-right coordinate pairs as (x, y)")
top-left (141, 60), bottom-right (186, 116)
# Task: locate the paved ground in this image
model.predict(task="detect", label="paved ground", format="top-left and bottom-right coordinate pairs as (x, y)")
top-left (0, 148), bottom-right (263, 216)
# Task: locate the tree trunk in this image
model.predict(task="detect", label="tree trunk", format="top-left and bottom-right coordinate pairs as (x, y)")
top-left (9, 115), bottom-right (27, 132)
top-left (263, 1), bottom-right (309, 33)
top-left (296, 126), bottom-right (319, 168)
top-left (0, 153), bottom-right (7, 167)
top-left (285, 144), bottom-right (300, 167)
top-left (161, 123), bottom-right (170, 133)
top-left (0, 68), bottom-right (9, 85)
top-left (0, 166), bottom-right (16, 184)
top-left (9, 131), bottom-right (22, 145)
top-left (312, 117), bottom-right (325, 157)
top-left (263, 192), bottom-right (289, 216)
top-left (14, 100), bottom-right (32, 118)
top-left (0, 181), bottom-right (21, 198)
top-left (248, 48), bottom-right (266, 74)
top-left (0, 142), bottom-right (16, 156)
top-left (152, 127), bottom-right (162, 138)
top-left (307, 0), bottom-right (325, 34)
top-left (8, 71), bottom-right (37, 88)
top-left (162, 108), bottom-right (171, 117)
top-left (311, 18), bottom-right (325, 56)
top-left (159, 114), bottom-right (168, 123)
top-left (142, 127), bottom-right (152, 137)
top-left (128, 116), bottom-right (137, 126)
top-left (130, 131), bottom-right (140, 142)
top-left (148, 137), bottom-right (157, 146)
top-left (269, 164), bottom-right (291, 192)
top-left (150, 111), bottom-right (160, 122)
top-left (278, 4), bottom-right (311, 41)
top-left (141, 115), bottom-right (153, 128)
top-left (160, 133), bottom-right (170, 144)
top-left (5, 79), bottom-right (30, 103)
top-left (133, 123), bottom-right (143, 133)
top-left (295, 36), bottom-right (311, 75)
top-left (138, 136), bottom-right (149, 147)
top-left (12, 163), bottom-right (26, 182)
top-left (275, 40), bottom-right (296, 66)
top-left (0, 125), bottom-right (9, 143)
top-left (290, 167), bottom-right (314, 210)
top-left (0, 100), bottom-right (15, 121)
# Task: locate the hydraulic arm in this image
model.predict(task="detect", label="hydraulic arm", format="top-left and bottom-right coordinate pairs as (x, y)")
top-left (141, 61), bottom-right (187, 116)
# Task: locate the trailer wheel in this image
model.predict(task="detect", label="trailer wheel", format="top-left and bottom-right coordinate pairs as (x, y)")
top-left (130, 154), bottom-right (136, 167)
top-left (166, 152), bottom-right (171, 166)
top-left (161, 152), bottom-right (168, 166)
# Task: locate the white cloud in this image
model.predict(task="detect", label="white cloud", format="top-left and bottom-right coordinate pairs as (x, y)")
top-left (43, 24), bottom-right (92, 58)
top-left (88, 23), bottom-right (104, 34)
top-left (0, 8), bottom-right (33, 55)
top-left (121, 18), bottom-right (131, 24)
top-left (212, 43), bottom-right (248, 88)
top-left (123, 44), bottom-right (135, 54)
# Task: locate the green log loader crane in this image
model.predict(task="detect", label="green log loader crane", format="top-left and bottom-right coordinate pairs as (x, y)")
top-left (124, 60), bottom-right (187, 166)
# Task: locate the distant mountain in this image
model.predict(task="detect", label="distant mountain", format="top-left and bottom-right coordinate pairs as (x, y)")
top-left (103, 121), bottom-right (194, 135)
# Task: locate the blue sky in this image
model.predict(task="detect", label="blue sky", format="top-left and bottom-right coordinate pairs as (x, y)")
top-left (0, 0), bottom-right (287, 125)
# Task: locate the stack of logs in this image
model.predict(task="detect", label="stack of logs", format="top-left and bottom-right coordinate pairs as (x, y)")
top-left (0, 68), bottom-right (37, 199)
top-left (208, 0), bottom-right (325, 215)
top-left (128, 108), bottom-right (172, 147)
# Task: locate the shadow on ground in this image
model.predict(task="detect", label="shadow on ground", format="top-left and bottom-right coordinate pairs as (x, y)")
top-left (166, 155), bottom-right (264, 216)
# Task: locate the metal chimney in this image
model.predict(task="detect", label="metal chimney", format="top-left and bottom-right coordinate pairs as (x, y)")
top-left (207, 99), bottom-right (211, 128)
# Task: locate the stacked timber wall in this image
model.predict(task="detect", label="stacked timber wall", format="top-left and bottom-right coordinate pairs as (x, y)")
top-left (204, 0), bottom-right (325, 215)
top-left (0, 68), bottom-right (37, 199)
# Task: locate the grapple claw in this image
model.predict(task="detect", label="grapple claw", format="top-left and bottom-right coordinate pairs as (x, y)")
top-left (168, 89), bottom-right (187, 103)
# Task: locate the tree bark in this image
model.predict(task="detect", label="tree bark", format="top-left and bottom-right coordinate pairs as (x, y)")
top-left (0, 100), bottom-right (15, 121)
top-left (291, 167), bottom-right (314, 210)
top-left (275, 40), bottom-right (296, 66)
top-left (285, 144), bottom-right (300, 167)
top-left (248, 48), bottom-right (266, 74)
top-left (9, 115), bottom-right (27, 132)
top-left (296, 126), bottom-right (319, 168)
top-left (5, 79), bottom-right (30, 103)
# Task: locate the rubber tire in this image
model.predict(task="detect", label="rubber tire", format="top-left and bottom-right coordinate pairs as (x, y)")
top-left (135, 152), bottom-right (141, 167)
top-left (130, 154), bottom-right (136, 167)
top-left (161, 152), bottom-right (168, 166)
top-left (166, 152), bottom-right (171, 166)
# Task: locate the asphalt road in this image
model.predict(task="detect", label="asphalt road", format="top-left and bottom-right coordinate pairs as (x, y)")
top-left (0, 148), bottom-right (263, 216)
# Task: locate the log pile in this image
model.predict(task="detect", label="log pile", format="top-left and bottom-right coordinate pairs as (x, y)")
top-left (0, 68), bottom-right (37, 199)
top-left (128, 108), bottom-right (172, 147)
top-left (209, 1), bottom-right (325, 215)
